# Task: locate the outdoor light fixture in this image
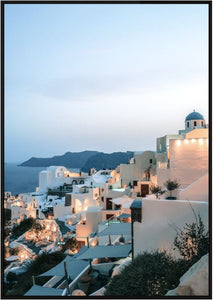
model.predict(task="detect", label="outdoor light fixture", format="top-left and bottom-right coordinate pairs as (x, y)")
top-left (184, 139), bottom-right (189, 144)
top-left (176, 140), bottom-right (181, 146)
top-left (199, 139), bottom-right (203, 145)
top-left (191, 139), bottom-right (196, 143)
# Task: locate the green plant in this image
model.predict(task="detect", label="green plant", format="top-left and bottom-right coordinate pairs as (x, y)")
top-left (104, 251), bottom-right (182, 297)
top-left (32, 222), bottom-right (43, 234)
top-left (4, 209), bottom-right (11, 225)
top-left (150, 185), bottom-right (165, 199)
top-left (164, 179), bottom-right (180, 198)
top-left (9, 247), bottom-right (20, 256)
top-left (62, 237), bottom-right (78, 252)
top-left (12, 218), bottom-right (36, 238)
top-left (6, 272), bottom-right (18, 284)
top-left (172, 213), bottom-right (209, 262)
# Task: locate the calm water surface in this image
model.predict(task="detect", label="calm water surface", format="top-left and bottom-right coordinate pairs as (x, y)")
top-left (4, 163), bottom-right (45, 195)
top-left (4, 163), bottom-right (80, 195)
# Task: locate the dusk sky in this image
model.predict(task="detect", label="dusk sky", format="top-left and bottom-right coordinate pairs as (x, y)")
top-left (5, 4), bottom-right (208, 163)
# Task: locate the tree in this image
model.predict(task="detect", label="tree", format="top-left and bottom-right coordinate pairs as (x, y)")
top-left (164, 179), bottom-right (180, 198)
top-left (12, 218), bottom-right (35, 238)
top-left (104, 251), bottom-right (183, 297)
top-left (62, 237), bottom-right (78, 252)
top-left (9, 247), bottom-right (20, 256)
top-left (150, 185), bottom-right (165, 199)
top-left (32, 222), bottom-right (43, 234)
top-left (172, 213), bottom-right (209, 262)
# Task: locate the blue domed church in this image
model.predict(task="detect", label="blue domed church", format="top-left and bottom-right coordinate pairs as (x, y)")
top-left (156, 110), bottom-right (208, 202)
top-left (184, 110), bottom-right (206, 132)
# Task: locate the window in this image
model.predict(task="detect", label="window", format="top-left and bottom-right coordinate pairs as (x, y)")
top-left (201, 121), bottom-right (204, 126)
top-left (194, 121), bottom-right (197, 126)
top-left (187, 122), bottom-right (189, 128)
top-left (101, 197), bottom-right (104, 202)
top-left (149, 159), bottom-right (152, 164)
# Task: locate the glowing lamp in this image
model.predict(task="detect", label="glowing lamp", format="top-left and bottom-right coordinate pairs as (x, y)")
top-left (191, 139), bottom-right (196, 143)
top-left (184, 139), bottom-right (189, 144)
top-left (199, 139), bottom-right (203, 145)
top-left (176, 140), bottom-right (181, 146)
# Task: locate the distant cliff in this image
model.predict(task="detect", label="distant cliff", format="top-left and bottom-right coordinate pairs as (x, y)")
top-left (19, 151), bottom-right (99, 168)
top-left (19, 150), bottom-right (134, 170)
top-left (81, 151), bottom-right (134, 172)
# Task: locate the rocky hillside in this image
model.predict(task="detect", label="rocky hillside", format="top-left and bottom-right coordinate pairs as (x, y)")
top-left (19, 151), bottom-right (99, 168)
top-left (81, 151), bottom-right (134, 172)
top-left (19, 151), bottom-right (134, 170)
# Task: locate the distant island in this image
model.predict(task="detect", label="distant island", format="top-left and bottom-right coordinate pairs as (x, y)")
top-left (19, 150), bottom-right (134, 172)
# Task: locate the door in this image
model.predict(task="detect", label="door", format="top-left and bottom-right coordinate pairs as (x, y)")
top-left (141, 184), bottom-right (149, 197)
top-left (106, 198), bottom-right (112, 210)
top-left (106, 214), bottom-right (114, 220)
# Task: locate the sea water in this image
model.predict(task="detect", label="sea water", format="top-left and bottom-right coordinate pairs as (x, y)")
top-left (4, 163), bottom-right (80, 195)
top-left (4, 163), bottom-right (45, 195)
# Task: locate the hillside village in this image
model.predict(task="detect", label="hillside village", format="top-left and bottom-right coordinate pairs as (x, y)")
top-left (3, 111), bottom-right (209, 297)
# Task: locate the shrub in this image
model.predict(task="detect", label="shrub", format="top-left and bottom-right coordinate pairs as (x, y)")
top-left (4, 209), bottom-right (11, 225)
top-left (150, 185), bottom-right (165, 199)
top-left (62, 237), bottom-right (78, 252)
top-left (27, 251), bottom-right (66, 275)
top-left (164, 179), bottom-right (180, 198)
top-left (12, 218), bottom-right (36, 238)
top-left (104, 251), bottom-right (182, 296)
top-left (105, 214), bottom-right (209, 297)
top-left (6, 272), bottom-right (18, 284)
top-left (9, 247), bottom-right (20, 256)
top-left (173, 213), bottom-right (209, 263)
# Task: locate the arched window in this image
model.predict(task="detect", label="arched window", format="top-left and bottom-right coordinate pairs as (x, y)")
top-left (187, 122), bottom-right (189, 128)
top-left (194, 121), bottom-right (197, 126)
top-left (201, 121), bottom-right (204, 126)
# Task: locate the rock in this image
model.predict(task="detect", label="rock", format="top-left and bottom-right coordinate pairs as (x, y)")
top-left (71, 289), bottom-right (86, 296)
top-left (166, 254), bottom-right (209, 296)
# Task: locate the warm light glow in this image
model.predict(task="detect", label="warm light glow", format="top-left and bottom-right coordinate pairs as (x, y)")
top-left (176, 140), bottom-right (181, 146)
top-left (184, 139), bottom-right (189, 144)
top-left (46, 224), bottom-right (50, 230)
top-left (199, 139), bottom-right (203, 145)
top-left (206, 139), bottom-right (208, 144)
top-left (191, 139), bottom-right (196, 143)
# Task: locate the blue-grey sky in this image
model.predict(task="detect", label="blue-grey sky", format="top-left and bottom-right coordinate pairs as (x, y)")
top-left (5, 4), bottom-right (208, 162)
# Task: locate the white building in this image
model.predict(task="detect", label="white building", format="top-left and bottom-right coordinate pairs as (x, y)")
top-left (39, 166), bottom-right (87, 193)
top-left (131, 111), bottom-right (209, 259)
top-left (131, 199), bottom-right (208, 259)
top-left (156, 111), bottom-right (208, 201)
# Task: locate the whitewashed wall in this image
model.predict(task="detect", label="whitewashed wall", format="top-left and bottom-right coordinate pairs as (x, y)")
top-left (179, 173), bottom-right (208, 202)
top-left (134, 199), bottom-right (208, 259)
